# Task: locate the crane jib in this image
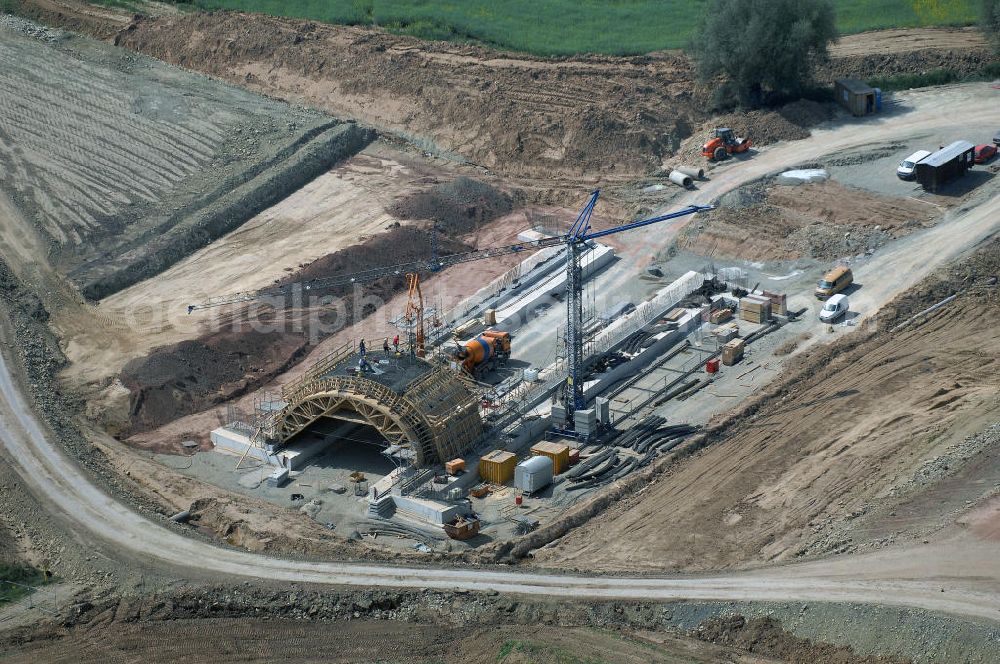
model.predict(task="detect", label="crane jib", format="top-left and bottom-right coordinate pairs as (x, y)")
top-left (186, 193), bottom-right (712, 313)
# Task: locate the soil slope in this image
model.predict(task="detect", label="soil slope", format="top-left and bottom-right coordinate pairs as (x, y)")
top-left (677, 179), bottom-right (937, 261)
top-left (18, 3), bottom-right (994, 190)
top-left (534, 238), bottom-right (1000, 572)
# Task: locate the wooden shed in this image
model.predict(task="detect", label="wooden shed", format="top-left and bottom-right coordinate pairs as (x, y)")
top-left (834, 79), bottom-right (877, 116)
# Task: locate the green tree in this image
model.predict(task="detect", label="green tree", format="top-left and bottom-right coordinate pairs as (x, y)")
top-left (984, 0), bottom-right (1000, 53)
top-left (689, 0), bottom-right (837, 108)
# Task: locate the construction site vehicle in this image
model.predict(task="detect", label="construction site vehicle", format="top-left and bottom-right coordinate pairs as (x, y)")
top-left (452, 330), bottom-right (511, 378)
top-left (819, 294), bottom-right (849, 323)
top-left (701, 127), bottom-right (752, 161)
top-left (187, 190), bottom-right (713, 420)
top-left (815, 266), bottom-right (853, 299)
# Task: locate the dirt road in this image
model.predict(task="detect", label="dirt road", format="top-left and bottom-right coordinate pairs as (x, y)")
top-left (2, 339), bottom-right (1000, 620)
top-left (608, 83), bottom-right (999, 271)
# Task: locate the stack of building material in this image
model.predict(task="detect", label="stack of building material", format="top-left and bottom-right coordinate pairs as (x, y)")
top-left (514, 455), bottom-right (554, 493)
top-left (709, 307), bottom-right (733, 324)
top-left (445, 458), bottom-right (465, 475)
top-left (367, 494), bottom-right (396, 519)
top-left (574, 408), bottom-right (598, 436)
top-left (664, 308), bottom-right (687, 322)
top-left (479, 450), bottom-right (517, 484)
top-left (712, 322), bottom-right (740, 342)
top-left (740, 295), bottom-right (771, 323)
top-left (453, 318), bottom-right (482, 338)
top-left (266, 467), bottom-right (289, 488)
top-left (722, 338), bottom-right (745, 366)
top-left (595, 397), bottom-right (610, 424)
top-left (530, 441), bottom-right (571, 474)
top-left (762, 291), bottom-right (787, 316)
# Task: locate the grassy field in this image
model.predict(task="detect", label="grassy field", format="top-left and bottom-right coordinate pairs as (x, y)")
top-left (180, 0), bottom-right (981, 56)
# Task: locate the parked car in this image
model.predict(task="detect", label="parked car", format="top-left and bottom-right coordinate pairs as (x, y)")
top-left (896, 149), bottom-right (931, 180)
top-left (974, 143), bottom-right (997, 164)
top-left (815, 266), bottom-right (853, 299)
top-left (819, 294), bottom-right (849, 323)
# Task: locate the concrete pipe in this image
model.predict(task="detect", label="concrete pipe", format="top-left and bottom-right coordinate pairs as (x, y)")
top-left (676, 165), bottom-right (705, 180)
top-left (668, 170), bottom-right (693, 188)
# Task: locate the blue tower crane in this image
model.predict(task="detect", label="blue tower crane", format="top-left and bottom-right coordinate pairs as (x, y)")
top-left (560, 191), bottom-right (712, 414)
top-left (187, 191), bottom-right (713, 418)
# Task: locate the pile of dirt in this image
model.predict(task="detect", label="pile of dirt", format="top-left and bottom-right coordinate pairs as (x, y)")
top-left (19, 3), bottom-right (995, 195)
top-left (117, 226), bottom-right (472, 436)
top-left (119, 330), bottom-right (308, 436)
top-left (815, 48), bottom-right (995, 84)
top-left (530, 238), bottom-right (1000, 572)
top-left (389, 177), bottom-right (513, 234)
top-left (876, 236), bottom-right (1000, 328)
top-left (284, 225), bottom-right (470, 296)
top-left (108, 10), bottom-right (700, 181)
top-left (676, 179), bottom-right (936, 261)
top-left (673, 99), bottom-right (837, 164)
top-left (714, 100), bottom-right (836, 148)
top-left (694, 615), bottom-right (911, 664)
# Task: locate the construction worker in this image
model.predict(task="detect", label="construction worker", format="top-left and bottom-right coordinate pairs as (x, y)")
top-left (392, 334), bottom-right (400, 354)
top-left (383, 337), bottom-right (390, 357)
top-left (358, 338), bottom-right (366, 357)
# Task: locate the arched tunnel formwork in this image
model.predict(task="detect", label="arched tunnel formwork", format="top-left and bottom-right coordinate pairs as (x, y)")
top-left (270, 357), bottom-right (482, 468)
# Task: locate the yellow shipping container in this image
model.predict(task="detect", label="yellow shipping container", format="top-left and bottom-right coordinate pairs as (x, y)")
top-left (530, 441), bottom-right (571, 475)
top-left (479, 450), bottom-right (517, 484)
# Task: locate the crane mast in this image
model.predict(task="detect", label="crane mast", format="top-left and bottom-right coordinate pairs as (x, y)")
top-left (187, 191), bottom-right (713, 421)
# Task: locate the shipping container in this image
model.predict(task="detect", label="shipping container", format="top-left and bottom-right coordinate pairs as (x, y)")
top-left (479, 450), bottom-right (517, 484)
top-left (915, 140), bottom-right (975, 192)
top-left (530, 441), bottom-right (571, 475)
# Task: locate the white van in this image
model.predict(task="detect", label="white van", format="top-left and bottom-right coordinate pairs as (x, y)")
top-left (897, 149), bottom-right (931, 180)
top-left (819, 294), bottom-right (849, 323)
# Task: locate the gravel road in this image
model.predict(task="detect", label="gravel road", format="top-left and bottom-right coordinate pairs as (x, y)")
top-left (1, 79), bottom-right (998, 624)
top-left (1, 344), bottom-right (999, 620)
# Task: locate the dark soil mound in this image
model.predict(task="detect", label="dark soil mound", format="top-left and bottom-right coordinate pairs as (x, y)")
top-left (712, 99), bottom-right (835, 149)
top-left (120, 330), bottom-right (308, 435)
top-left (389, 178), bottom-right (513, 234)
top-left (695, 615), bottom-right (911, 664)
top-left (121, 226), bottom-right (475, 436)
top-left (289, 225), bottom-right (470, 294)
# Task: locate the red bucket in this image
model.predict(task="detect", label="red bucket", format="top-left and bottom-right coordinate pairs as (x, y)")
top-left (515, 494), bottom-right (523, 506)
top-left (706, 358), bottom-right (720, 374)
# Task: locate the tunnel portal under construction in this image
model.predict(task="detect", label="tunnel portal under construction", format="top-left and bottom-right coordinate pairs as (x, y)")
top-left (257, 343), bottom-right (483, 468)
